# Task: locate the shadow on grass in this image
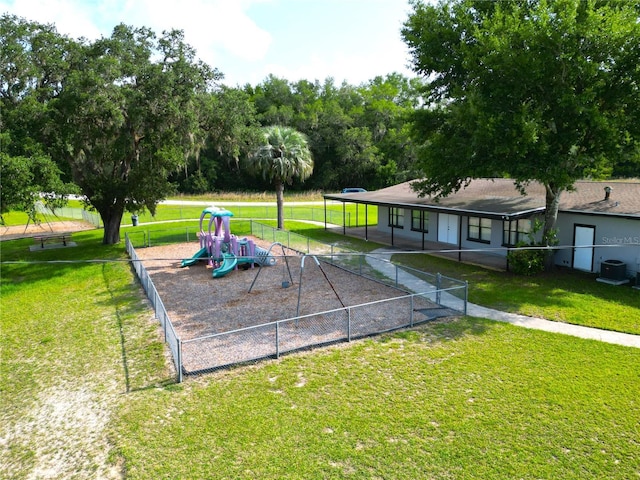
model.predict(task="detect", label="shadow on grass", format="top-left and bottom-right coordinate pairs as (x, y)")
top-left (2, 232), bottom-right (178, 391)
top-left (383, 315), bottom-right (492, 345)
top-left (1, 231), bottom-right (127, 288)
top-left (393, 252), bottom-right (640, 311)
top-left (98, 262), bottom-right (179, 391)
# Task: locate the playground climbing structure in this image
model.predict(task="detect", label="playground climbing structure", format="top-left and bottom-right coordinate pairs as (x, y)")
top-left (181, 206), bottom-right (275, 278)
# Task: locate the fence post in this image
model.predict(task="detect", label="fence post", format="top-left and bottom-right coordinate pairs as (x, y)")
top-left (464, 281), bottom-right (469, 315)
top-left (177, 339), bottom-right (183, 383)
top-left (410, 295), bottom-right (414, 327)
top-left (276, 322), bottom-right (280, 359)
top-left (347, 308), bottom-right (351, 342)
top-left (436, 273), bottom-right (442, 305)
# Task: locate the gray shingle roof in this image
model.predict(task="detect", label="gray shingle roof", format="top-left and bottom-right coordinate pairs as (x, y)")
top-left (325, 178), bottom-right (639, 218)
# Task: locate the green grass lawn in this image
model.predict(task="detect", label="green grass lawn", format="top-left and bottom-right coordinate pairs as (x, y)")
top-left (114, 321), bottom-right (640, 479)
top-left (0, 231), bottom-right (172, 478)
top-left (130, 202), bottom-right (376, 228)
top-left (169, 190), bottom-right (326, 203)
top-left (390, 251), bottom-right (640, 335)
top-left (2, 215), bottom-right (639, 478)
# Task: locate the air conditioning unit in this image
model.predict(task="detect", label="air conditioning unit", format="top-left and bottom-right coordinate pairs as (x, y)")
top-left (600, 260), bottom-right (626, 281)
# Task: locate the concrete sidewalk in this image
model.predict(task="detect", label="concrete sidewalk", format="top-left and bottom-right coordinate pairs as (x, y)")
top-left (367, 249), bottom-right (640, 349)
top-left (466, 303), bottom-right (640, 348)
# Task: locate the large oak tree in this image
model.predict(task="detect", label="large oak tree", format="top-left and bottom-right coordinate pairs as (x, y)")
top-left (403, 0), bottom-right (640, 257)
top-left (52, 25), bottom-right (218, 244)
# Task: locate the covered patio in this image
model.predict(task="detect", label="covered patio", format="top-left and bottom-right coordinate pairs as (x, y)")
top-left (326, 224), bottom-right (509, 271)
top-left (322, 180), bottom-right (550, 273)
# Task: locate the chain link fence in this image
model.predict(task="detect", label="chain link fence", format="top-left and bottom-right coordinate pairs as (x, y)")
top-left (126, 235), bottom-right (183, 382)
top-left (126, 222), bottom-right (467, 380)
top-left (33, 203), bottom-right (102, 227)
top-left (134, 204), bottom-right (370, 227)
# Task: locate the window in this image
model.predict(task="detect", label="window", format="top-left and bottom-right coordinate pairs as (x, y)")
top-left (468, 216), bottom-right (492, 243)
top-left (411, 210), bottom-right (429, 232)
top-left (503, 219), bottom-right (532, 246)
top-left (389, 207), bottom-right (404, 228)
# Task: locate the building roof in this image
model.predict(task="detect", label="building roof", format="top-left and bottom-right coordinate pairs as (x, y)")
top-left (325, 178), bottom-right (640, 219)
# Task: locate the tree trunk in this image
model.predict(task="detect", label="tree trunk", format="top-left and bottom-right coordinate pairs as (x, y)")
top-left (275, 180), bottom-right (285, 230)
top-left (543, 183), bottom-right (562, 271)
top-left (100, 208), bottom-right (125, 245)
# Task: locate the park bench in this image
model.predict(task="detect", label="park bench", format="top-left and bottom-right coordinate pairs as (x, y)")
top-left (32, 232), bottom-right (73, 249)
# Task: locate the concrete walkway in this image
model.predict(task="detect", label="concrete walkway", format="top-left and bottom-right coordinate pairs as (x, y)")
top-left (367, 249), bottom-right (640, 349)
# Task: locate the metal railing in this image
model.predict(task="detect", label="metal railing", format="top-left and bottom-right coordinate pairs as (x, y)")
top-left (125, 226), bottom-right (202, 249)
top-left (125, 224), bottom-right (467, 380)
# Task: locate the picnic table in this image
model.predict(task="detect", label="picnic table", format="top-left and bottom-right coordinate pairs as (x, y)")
top-left (32, 232), bottom-right (72, 248)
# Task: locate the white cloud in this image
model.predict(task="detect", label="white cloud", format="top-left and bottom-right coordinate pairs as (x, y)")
top-left (114, 0), bottom-right (272, 66)
top-left (261, 42), bottom-right (411, 86)
top-left (1, 0), bottom-right (417, 87)
top-left (1, 0), bottom-right (272, 65)
top-left (1, 0), bottom-right (102, 39)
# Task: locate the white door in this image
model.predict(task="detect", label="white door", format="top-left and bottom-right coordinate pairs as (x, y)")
top-left (573, 225), bottom-right (595, 271)
top-left (438, 213), bottom-right (458, 244)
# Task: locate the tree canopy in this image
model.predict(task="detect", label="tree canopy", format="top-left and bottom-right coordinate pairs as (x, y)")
top-left (0, 15), bottom-right (77, 224)
top-left (4, 7), bottom-right (638, 247)
top-left (403, 0), bottom-right (640, 244)
top-left (50, 25), bottom-right (219, 244)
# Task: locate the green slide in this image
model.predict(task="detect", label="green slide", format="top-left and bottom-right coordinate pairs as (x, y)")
top-left (213, 253), bottom-right (238, 278)
top-left (180, 247), bottom-right (208, 267)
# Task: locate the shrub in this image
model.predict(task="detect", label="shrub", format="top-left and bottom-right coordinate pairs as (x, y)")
top-left (507, 245), bottom-right (547, 276)
top-left (507, 220), bottom-right (557, 276)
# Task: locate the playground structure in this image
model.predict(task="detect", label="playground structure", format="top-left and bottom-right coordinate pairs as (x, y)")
top-left (181, 206), bottom-right (276, 278)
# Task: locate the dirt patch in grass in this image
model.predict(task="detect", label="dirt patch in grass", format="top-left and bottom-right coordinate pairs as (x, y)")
top-left (2, 381), bottom-right (122, 479)
top-left (0, 221), bottom-right (95, 241)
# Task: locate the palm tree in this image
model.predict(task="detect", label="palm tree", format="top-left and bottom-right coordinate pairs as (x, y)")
top-left (247, 126), bottom-right (314, 229)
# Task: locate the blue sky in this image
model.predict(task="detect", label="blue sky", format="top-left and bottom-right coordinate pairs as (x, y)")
top-left (1, 0), bottom-right (419, 87)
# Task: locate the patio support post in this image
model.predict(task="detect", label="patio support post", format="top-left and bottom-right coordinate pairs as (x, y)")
top-left (343, 202), bottom-right (346, 234)
top-left (458, 216), bottom-right (462, 262)
top-left (365, 204), bottom-right (369, 240)
top-left (324, 198), bottom-right (327, 231)
top-left (422, 211), bottom-right (426, 250)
